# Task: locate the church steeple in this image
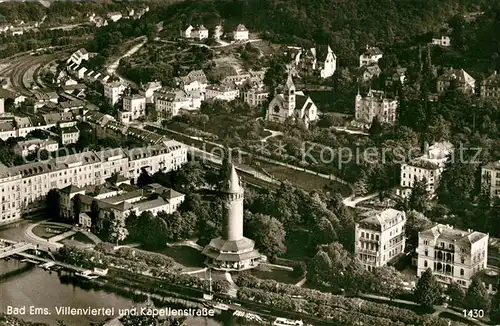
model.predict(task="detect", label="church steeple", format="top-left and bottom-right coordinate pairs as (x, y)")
top-left (284, 73), bottom-right (296, 114)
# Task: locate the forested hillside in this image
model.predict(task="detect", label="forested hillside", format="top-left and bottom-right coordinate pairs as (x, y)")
top-left (158, 0), bottom-right (491, 63)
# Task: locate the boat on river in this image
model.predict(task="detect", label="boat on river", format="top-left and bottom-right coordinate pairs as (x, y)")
top-left (75, 270), bottom-right (99, 280)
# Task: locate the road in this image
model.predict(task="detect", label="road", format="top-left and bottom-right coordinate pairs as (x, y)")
top-left (106, 36), bottom-right (147, 87)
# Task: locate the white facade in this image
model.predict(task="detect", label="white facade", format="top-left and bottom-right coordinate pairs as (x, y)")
top-left (104, 82), bottom-right (126, 106)
top-left (60, 127), bottom-right (80, 145)
top-left (0, 97), bottom-right (4, 115)
top-left (233, 24), bottom-right (249, 41)
top-left (399, 142), bottom-right (454, 198)
top-left (67, 49), bottom-right (89, 66)
top-left (355, 89), bottom-right (398, 125)
top-left (482, 161), bottom-right (500, 199)
top-left (122, 95), bottom-right (146, 121)
top-left (359, 46), bottom-right (383, 67)
top-left (431, 36), bottom-right (451, 47)
top-left (266, 75), bottom-right (318, 128)
top-left (14, 139), bottom-right (59, 157)
top-left (139, 81), bottom-right (162, 103)
top-left (125, 142), bottom-right (188, 183)
top-left (191, 25), bottom-right (209, 40)
top-left (205, 85), bottom-right (239, 101)
top-left (0, 142), bottom-right (188, 223)
top-left (243, 88), bottom-right (269, 107)
top-left (107, 12), bottom-right (122, 22)
top-left (180, 25), bottom-right (193, 38)
top-left (355, 209), bottom-right (407, 271)
top-left (417, 224), bottom-right (488, 288)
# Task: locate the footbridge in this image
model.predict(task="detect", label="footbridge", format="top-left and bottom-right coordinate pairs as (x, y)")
top-left (0, 239), bottom-right (36, 259)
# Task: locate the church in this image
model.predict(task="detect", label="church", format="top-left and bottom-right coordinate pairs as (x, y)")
top-left (265, 74), bottom-right (318, 128)
top-left (202, 163), bottom-right (261, 271)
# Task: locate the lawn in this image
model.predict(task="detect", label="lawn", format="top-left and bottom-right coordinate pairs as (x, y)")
top-left (67, 232), bottom-right (94, 244)
top-left (250, 264), bottom-right (301, 285)
top-left (151, 246), bottom-right (206, 269)
top-left (31, 223), bottom-right (71, 239)
top-left (257, 160), bottom-right (352, 196)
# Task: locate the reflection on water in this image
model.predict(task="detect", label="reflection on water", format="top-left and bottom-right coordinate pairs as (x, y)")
top-left (0, 222), bottom-right (262, 326)
top-left (0, 259), bottom-right (263, 326)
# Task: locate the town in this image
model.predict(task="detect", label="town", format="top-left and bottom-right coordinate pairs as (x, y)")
top-left (0, 0), bottom-right (500, 326)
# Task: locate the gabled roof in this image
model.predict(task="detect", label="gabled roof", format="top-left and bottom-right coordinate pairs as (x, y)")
top-left (361, 46), bottom-right (383, 57)
top-left (315, 45), bottom-right (333, 62)
top-left (60, 184), bottom-right (84, 194)
top-left (438, 68), bottom-right (475, 84)
top-left (420, 224), bottom-right (488, 248)
top-left (235, 24), bottom-right (248, 32)
top-left (482, 72), bottom-right (500, 87)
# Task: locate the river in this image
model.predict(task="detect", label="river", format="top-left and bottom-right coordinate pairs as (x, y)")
top-left (0, 222), bottom-right (262, 326)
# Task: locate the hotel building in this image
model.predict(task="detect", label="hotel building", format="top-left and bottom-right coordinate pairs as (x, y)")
top-left (481, 161), bottom-right (500, 199)
top-left (417, 224), bottom-right (488, 288)
top-left (354, 208), bottom-right (407, 271)
top-left (398, 141), bottom-right (453, 198)
top-left (0, 141), bottom-right (187, 224)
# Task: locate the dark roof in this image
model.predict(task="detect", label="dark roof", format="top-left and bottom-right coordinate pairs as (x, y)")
top-left (295, 94), bottom-right (307, 110)
top-left (316, 45), bottom-right (331, 62)
top-left (362, 46), bottom-right (383, 57)
top-left (60, 126), bottom-right (79, 134)
top-left (60, 184), bottom-right (83, 194)
top-left (483, 72), bottom-right (500, 87)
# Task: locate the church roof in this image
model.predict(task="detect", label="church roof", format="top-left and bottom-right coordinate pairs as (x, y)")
top-left (284, 74), bottom-right (295, 91)
top-left (295, 94), bottom-right (307, 111)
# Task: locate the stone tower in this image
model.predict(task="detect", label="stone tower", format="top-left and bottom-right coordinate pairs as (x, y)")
top-left (284, 73), bottom-right (296, 115)
top-left (222, 163), bottom-right (244, 241)
top-left (202, 162), bottom-right (261, 271)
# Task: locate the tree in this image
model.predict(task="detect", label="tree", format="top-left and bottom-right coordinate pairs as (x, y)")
top-left (405, 210), bottom-right (433, 248)
top-left (72, 194), bottom-right (82, 223)
top-left (247, 213), bottom-right (286, 259)
top-left (490, 290), bottom-right (500, 324)
top-left (46, 189), bottom-right (61, 219)
top-left (108, 212), bottom-right (128, 245)
top-left (463, 277), bottom-right (490, 311)
top-left (369, 116), bottom-right (384, 135)
top-left (408, 177), bottom-right (429, 212)
top-left (90, 199), bottom-right (100, 232)
top-left (137, 168), bottom-right (152, 187)
top-left (414, 268), bottom-right (441, 310)
top-left (371, 266), bottom-right (404, 299)
top-left (446, 282), bottom-right (465, 308)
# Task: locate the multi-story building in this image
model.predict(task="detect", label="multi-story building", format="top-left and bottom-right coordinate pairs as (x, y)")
top-left (233, 24), bottom-right (249, 41)
top-left (154, 89), bottom-right (193, 119)
top-left (122, 94), bottom-right (146, 121)
top-left (437, 68), bottom-right (475, 94)
top-left (103, 82), bottom-right (126, 106)
top-left (180, 25), bottom-right (193, 38)
top-left (175, 70), bottom-right (208, 93)
top-left (191, 25), bottom-right (209, 40)
top-left (417, 224), bottom-right (488, 288)
top-left (291, 45), bottom-right (337, 79)
top-left (359, 46), bottom-right (383, 67)
top-left (480, 71), bottom-right (500, 100)
top-left (355, 208), bottom-right (407, 271)
top-left (242, 87), bottom-right (269, 107)
top-left (0, 141), bottom-right (187, 223)
top-left (125, 141), bottom-right (187, 183)
top-left (60, 126), bottom-right (80, 145)
top-left (398, 141), bottom-right (454, 198)
top-left (482, 161), bottom-right (500, 198)
top-left (139, 81), bottom-right (162, 103)
top-left (205, 84), bottom-right (240, 101)
top-left (354, 89), bottom-right (398, 125)
top-left (14, 139), bottom-right (59, 157)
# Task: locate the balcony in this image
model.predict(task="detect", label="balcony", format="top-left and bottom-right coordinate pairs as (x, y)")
top-left (358, 248), bottom-right (379, 255)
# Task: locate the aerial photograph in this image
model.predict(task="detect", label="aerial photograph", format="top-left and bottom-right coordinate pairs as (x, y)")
top-left (0, 0), bottom-right (500, 325)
